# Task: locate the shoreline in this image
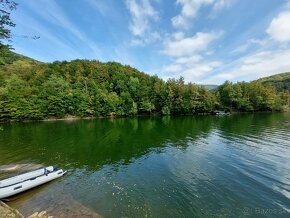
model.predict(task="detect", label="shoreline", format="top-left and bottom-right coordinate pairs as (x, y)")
top-left (0, 201), bottom-right (24, 218)
top-left (0, 110), bottom-right (288, 124)
top-left (1, 200), bottom-right (56, 218)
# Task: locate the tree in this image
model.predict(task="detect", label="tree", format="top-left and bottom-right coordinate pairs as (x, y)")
top-left (41, 75), bottom-right (71, 117)
top-left (0, 0), bottom-right (17, 51)
top-left (0, 0), bottom-right (17, 65)
top-left (140, 99), bottom-right (155, 114)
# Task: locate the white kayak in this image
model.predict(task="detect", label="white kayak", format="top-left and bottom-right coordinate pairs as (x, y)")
top-left (0, 166), bottom-right (54, 188)
top-left (0, 166), bottom-right (66, 199)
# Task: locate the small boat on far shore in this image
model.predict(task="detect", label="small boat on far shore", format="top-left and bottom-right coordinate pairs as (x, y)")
top-left (0, 166), bottom-right (66, 199)
top-left (213, 110), bottom-right (231, 116)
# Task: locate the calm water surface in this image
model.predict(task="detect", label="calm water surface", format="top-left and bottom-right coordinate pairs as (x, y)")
top-left (0, 113), bottom-right (290, 217)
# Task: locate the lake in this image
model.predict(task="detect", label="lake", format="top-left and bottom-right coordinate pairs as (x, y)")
top-left (0, 113), bottom-right (290, 217)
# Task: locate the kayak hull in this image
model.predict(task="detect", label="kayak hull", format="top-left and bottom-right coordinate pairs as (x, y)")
top-left (0, 166), bottom-right (54, 188)
top-left (0, 168), bottom-right (66, 199)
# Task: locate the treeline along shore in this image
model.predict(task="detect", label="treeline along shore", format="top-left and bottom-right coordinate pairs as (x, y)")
top-left (0, 50), bottom-right (289, 122)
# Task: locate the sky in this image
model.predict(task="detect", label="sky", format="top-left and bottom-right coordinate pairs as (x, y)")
top-left (9, 0), bottom-right (290, 84)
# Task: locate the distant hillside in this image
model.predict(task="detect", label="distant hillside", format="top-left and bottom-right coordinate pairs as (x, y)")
top-left (0, 48), bottom-right (39, 65)
top-left (200, 84), bottom-right (218, 90)
top-left (257, 72), bottom-right (290, 92)
top-left (0, 50), bottom-right (288, 121)
top-left (0, 49), bottom-right (45, 82)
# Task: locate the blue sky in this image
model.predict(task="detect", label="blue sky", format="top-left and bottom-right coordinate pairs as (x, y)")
top-left (10, 0), bottom-right (290, 84)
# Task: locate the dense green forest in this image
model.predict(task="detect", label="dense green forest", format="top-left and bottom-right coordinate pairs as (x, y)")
top-left (0, 50), bottom-right (289, 121)
top-left (257, 72), bottom-right (290, 92)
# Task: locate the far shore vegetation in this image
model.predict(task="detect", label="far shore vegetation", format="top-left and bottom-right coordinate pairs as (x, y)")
top-left (0, 49), bottom-right (289, 122)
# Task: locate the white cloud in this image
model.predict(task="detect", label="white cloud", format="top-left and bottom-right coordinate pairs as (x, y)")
top-left (185, 61), bottom-right (222, 77)
top-left (159, 0), bottom-right (290, 84)
top-left (208, 2), bottom-right (290, 84)
top-left (172, 0), bottom-right (233, 28)
top-left (175, 55), bottom-right (203, 64)
top-left (231, 38), bottom-right (268, 54)
top-left (267, 11), bottom-right (290, 43)
top-left (163, 64), bottom-right (184, 73)
top-left (161, 60), bottom-right (222, 82)
top-left (239, 50), bottom-right (290, 75)
top-left (161, 31), bottom-right (223, 82)
top-left (126, 0), bottom-right (161, 46)
top-left (172, 0), bottom-right (213, 28)
top-left (130, 31), bottom-right (161, 46)
top-left (163, 31), bottom-right (221, 57)
top-left (213, 0), bottom-right (234, 11)
top-left (203, 73), bottom-right (234, 84)
top-left (172, 31), bottom-right (185, 40)
top-left (126, 0), bottom-right (158, 36)
top-left (205, 49), bottom-right (290, 84)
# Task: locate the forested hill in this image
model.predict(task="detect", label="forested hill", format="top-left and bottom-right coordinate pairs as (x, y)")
top-left (0, 48), bottom-right (39, 65)
top-left (0, 50), bottom-right (289, 121)
top-left (256, 72), bottom-right (290, 92)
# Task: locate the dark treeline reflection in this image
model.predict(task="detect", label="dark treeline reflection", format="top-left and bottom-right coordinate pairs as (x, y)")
top-left (0, 113), bottom-right (288, 170)
top-left (0, 116), bottom-right (213, 169)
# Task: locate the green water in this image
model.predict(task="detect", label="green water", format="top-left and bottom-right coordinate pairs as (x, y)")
top-left (0, 113), bottom-right (290, 217)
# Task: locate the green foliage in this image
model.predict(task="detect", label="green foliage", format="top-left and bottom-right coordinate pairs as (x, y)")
top-left (0, 50), bottom-right (288, 121)
top-left (0, 0), bottom-right (17, 53)
top-left (257, 72), bottom-right (290, 92)
top-left (140, 99), bottom-right (155, 113)
top-left (217, 81), bottom-right (288, 112)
